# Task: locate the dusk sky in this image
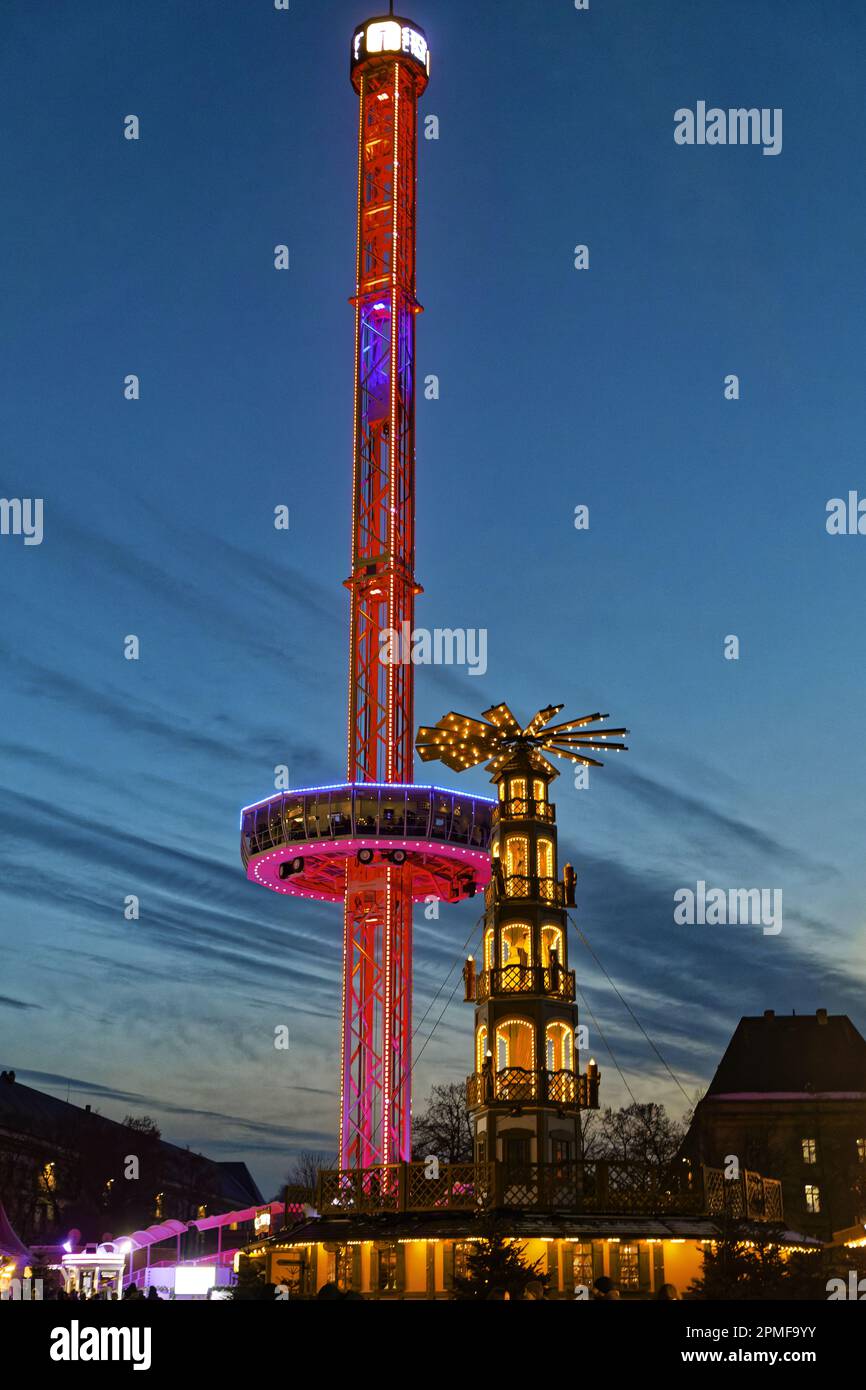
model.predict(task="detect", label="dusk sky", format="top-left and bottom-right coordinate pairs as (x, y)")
top-left (2, 0), bottom-right (865, 1198)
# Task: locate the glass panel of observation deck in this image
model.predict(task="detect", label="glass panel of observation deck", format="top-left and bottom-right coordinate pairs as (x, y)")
top-left (405, 794), bottom-right (429, 837)
top-left (379, 790), bottom-right (406, 837)
top-left (431, 794), bottom-right (453, 840)
top-left (356, 792), bottom-right (378, 836)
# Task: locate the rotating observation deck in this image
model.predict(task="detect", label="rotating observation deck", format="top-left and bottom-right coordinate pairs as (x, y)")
top-left (241, 782), bottom-right (494, 905)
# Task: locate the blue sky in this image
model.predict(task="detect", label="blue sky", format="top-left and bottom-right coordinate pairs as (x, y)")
top-left (1, 0), bottom-right (865, 1199)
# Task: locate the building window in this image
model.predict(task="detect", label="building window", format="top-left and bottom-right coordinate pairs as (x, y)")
top-left (804, 1185), bottom-right (821, 1214)
top-left (505, 1134), bottom-right (531, 1167)
top-left (801, 1138), bottom-right (817, 1165)
top-left (476, 1025), bottom-right (488, 1073)
top-left (495, 1019), bottom-right (535, 1072)
top-left (509, 777), bottom-right (527, 814)
top-left (541, 924), bottom-right (563, 967)
top-left (545, 1021), bottom-right (574, 1072)
top-left (501, 922), bottom-right (531, 967)
top-left (552, 1139), bottom-right (572, 1166)
top-left (334, 1245), bottom-right (352, 1291)
top-left (619, 1243), bottom-right (640, 1291)
top-left (572, 1242), bottom-right (593, 1289)
top-left (454, 1241), bottom-right (473, 1281)
top-left (856, 1138), bottom-right (866, 1164)
top-left (505, 835), bottom-right (529, 879)
top-left (483, 927), bottom-right (494, 971)
top-left (532, 779), bottom-right (546, 805)
top-left (377, 1244), bottom-right (398, 1292)
top-left (537, 838), bottom-right (554, 896)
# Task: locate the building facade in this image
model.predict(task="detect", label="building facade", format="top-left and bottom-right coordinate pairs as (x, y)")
top-left (681, 1011), bottom-right (866, 1241)
top-left (0, 1071), bottom-right (261, 1243)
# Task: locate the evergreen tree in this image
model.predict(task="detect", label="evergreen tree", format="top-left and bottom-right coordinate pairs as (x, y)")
top-left (452, 1230), bottom-right (546, 1300)
top-left (689, 1222), bottom-right (797, 1300)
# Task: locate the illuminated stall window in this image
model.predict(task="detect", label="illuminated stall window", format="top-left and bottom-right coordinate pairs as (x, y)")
top-left (619, 1244), bottom-right (640, 1291)
top-left (454, 1241), bottom-right (473, 1281)
top-left (476, 1026), bottom-right (488, 1073)
top-left (509, 777), bottom-right (527, 815)
top-left (378, 1244), bottom-right (398, 1292)
top-left (572, 1242), bottom-right (594, 1289)
top-left (532, 779), bottom-right (546, 804)
top-left (334, 1245), bottom-right (352, 1291)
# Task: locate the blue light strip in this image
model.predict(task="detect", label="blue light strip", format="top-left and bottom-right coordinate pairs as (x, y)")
top-left (240, 780), bottom-right (497, 820)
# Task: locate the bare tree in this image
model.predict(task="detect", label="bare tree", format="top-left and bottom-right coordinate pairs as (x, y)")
top-left (412, 1082), bottom-right (473, 1163)
top-left (596, 1102), bottom-right (685, 1167)
top-left (282, 1150), bottom-right (336, 1202)
top-left (578, 1109), bottom-right (604, 1160)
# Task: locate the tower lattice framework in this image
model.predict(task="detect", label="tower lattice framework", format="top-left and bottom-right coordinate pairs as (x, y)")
top-left (341, 18), bottom-right (429, 1170)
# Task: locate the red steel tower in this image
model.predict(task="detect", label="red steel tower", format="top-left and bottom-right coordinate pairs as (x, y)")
top-left (241, 13), bottom-right (493, 1175)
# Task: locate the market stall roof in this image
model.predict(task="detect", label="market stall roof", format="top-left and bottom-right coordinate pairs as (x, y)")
top-left (256, 1209), bottom-right (823, 1248)
top-left (0, 1201), bottom-right (32, 1260)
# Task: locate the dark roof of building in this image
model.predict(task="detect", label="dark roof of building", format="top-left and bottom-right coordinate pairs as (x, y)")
top-left (704, 1012), bottom-right (866, 1098)
top-left (0, 1074), bottom-right (262, 1207)
top-left (215, 1162), bottom-right (263, 1208)
top-left (262, 1209), bottom-right (819, 1247)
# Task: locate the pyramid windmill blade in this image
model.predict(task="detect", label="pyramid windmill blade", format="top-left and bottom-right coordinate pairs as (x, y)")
top-left (543, 712), bottom-right (607, 736)
top-left (439, 710), bottom-right (499, 739)
top-left (553, 728), bottom-right (633, 750)
top-left (482, 702), bottom-right (521, 735)
top-left (553, 727), bottom-right (629, 742)
top-left (546, 745), bottom-right (605, 768)
top-left (522, 704), bottom-right (564, 738)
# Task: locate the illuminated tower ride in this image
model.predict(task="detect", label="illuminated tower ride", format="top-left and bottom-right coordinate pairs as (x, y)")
top-left (240, 14), bottom-right (493, 1173)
